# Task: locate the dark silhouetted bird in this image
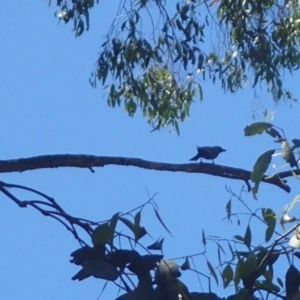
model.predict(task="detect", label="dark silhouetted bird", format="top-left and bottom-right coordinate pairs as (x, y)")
top-left (276, 138), bottom-right (299, 169)
top-left (189, 146), bottom-right (226, 163)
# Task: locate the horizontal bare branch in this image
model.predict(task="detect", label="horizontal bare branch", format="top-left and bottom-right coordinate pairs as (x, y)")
top-left (0, 154), bottom-right (293, 192)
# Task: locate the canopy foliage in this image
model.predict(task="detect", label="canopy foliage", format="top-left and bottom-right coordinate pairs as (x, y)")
top-left (4, 1), bottom-right (300, 299)
top-left (53, 0), bottom-right (300, 132)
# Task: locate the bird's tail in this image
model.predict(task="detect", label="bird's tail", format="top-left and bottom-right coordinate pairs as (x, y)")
top-left (189, 154), bottom-right (200, 161)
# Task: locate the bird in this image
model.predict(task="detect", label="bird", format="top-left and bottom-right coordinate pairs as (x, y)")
top-left (189, 146), bottom-right (226, 163)
top-left (276, 138), bottom-right (299, 169)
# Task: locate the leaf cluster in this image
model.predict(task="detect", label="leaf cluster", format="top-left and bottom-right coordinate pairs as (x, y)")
top-left (244, 122), bottom-right (300, 198)
top-left (218, 0), bottom-right (300, 101)
top-left (51, 0), bottom-right (300, 132)
top-left (69, 208), bottom-right (197, 300)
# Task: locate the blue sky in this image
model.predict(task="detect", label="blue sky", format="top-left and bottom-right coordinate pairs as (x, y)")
top-left (1, 1), bottom-right (300, 299)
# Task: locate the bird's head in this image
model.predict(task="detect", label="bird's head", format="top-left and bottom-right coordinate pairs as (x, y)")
top-left (215, 146), bottom-right (226, 153)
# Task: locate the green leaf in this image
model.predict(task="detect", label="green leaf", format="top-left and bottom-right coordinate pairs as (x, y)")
top-left (217, 246), bottom-right (222, 265)
top-left (107, 249), bottom-right (140, 270)
top-left (251, 149), bottom-right (275, 199)
top-left (243, 253), bottom-right (257, 277)
top-left (76, 19), bottom-right (84, 37)
top-left (240, 253), bottom-right (257, 288)
top-left (222, 264), bottom-right (233, 288)
top-left (84, 10), bottom-right (89, 30)
top-left (92, 222), bottom-right (112, 246)
top-left (244, 122), bottom-right (273, 136)
top-left (285, 265), bottom-right (300, 298)
top-left (82, 259), bottom-right (118, 281)
top-left (181, 257), bottom-right (190, 271)
top-left (70, 245), bottom-right (105, 266)
top-left (119, 217), bottom-right (146, 241)
top-left (134, 211), bottom-right (141, 226)
top-left (266, 127), bottom-right (282, 139)
top-left (71, 268), bottom-right (91, 281)
top-left (174, 119), bottom-right (180, 135)
top-left (206, 259), bottom-right (218, 285)
top-left (119, 217), bottom-right (135, 233)
top-left (226, 199), bottom-right (231, 219)
top-left (228, 242), bottom-right (234, 258)
top-left (263, 269), bottom-right (273, 281)
top-left (244, 225), bottom-right (252, 248)
top-left (262, 208), bottom-right (276, 242)
top-left (202, 229), bottom-right (206, 247)
top-left (129, 254), bottom-right (164, 274)
top-left (234, 259), bottom-right (242, 287)
top-left (147, 238), bottom-right (164, 250)
top-left (196, 83), bottom-right (203, 101)
top-left (277, 277), bottom-right (284, 288)
top-left (153, 208), bottom-right (172, 236)
top-left (109, 212), bottom-right (119, 245)
top-left (133, 225), bottom-right (147, 242)
top-left (255, 279), bottom-right (280, 293)
top-left (120, 216), bottom-right (147, 242)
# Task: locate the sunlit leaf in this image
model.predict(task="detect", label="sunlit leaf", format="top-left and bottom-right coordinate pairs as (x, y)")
top-left (251, 149), bottom-right (275, 198)
top-left (244, 122), bottom-right (273, 136)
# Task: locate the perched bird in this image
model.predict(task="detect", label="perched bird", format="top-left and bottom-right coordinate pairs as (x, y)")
top-left (276, 138), bottom-right (299, 169)
top-left (189, 146), bottom-right (226, 163)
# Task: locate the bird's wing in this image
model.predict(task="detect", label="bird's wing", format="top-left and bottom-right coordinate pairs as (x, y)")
top-left (189, 153), bottom-right (200, 161)
top-left (200, 147), bottom-right (215, 155)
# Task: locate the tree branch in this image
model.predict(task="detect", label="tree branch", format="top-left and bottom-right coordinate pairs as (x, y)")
top-left (0, 154), bottom-right (292, 192)
top-left (0, 180), bottom-right (96, 245)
